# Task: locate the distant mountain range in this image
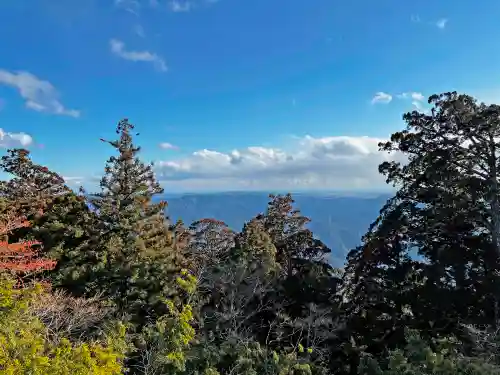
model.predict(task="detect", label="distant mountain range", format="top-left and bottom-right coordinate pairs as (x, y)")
top-left (162, 192), bottom-right (391, 266)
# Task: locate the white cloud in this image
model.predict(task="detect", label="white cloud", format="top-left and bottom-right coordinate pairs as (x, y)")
top-left (396, 92), bottom-right (428, 112)
top-left (159, 142), bottom-right (179, 150)
top-left (436, 18), bottom-right (448, 29)
top-left (410, 92), bottom-right (424, 101)
top-left (168, 0), bottom-right (193, 12)
top-left (397, 92), bottom-right (425, 101)
top-left (0, 128), bottom-right (33, 149)
top-left (0, 70), bottom-right (80, 117)
top-left (110, 39), bottom-right (167, 72)
top-left (371, 92), bottom-right (392, 104)
top-left (154, 135), bottom-right (404, 192)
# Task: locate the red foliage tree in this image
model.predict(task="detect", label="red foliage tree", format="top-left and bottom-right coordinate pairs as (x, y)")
top-left (0, 148), bottom-right (66, 283)
top-left (0, 208), bottom-right (56, 279)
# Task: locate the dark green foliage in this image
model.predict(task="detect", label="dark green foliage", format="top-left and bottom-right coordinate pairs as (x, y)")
top-left (341, 92), bottom-right (500, 373)
top-left (54, 119), bottom-right (184, 327)
top-left (187, 194), bottom-right (342, 373)
top-left (0, 148), bottom-right (69, 214)
top-left (3, 98), bottom-right (500, 375)
top-left (186, 337), bottom-right (325, 375)
top-left (358, 330), bottom-right (500, 375)
top-left (0, 148), bottom-right (82, 279)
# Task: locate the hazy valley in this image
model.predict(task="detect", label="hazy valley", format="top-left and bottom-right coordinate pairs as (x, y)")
top-left (163, 192), bottom-right (390, 265)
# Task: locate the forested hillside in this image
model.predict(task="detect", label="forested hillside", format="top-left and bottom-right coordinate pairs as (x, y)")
top-left (2, 92), bottom-right (500, 374)
top-left (164, 192), bottom-right (390, 265)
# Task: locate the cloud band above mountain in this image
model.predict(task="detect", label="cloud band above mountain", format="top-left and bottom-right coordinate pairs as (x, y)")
top-left (154, 135), bottom-right (404, 192)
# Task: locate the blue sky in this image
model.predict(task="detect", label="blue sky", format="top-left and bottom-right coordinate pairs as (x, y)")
top-left (1, 0), bottom-right (500, 192)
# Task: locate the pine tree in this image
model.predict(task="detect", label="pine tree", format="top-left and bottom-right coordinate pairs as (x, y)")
top-left (258, 194), bottom-right (333, 274)
top-left (92, 118), bottom-right (171, 254)
top-left (257, 195), bottom-right (341, 368)
top-left (340, 92), bottom-right (500, 372)
top-left (235, 217), bottom-right (278, 267)
top-left (58, 119), bottom-right (183, 325)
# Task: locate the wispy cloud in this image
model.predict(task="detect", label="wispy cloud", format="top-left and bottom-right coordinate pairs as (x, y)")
top-left (0, 128), bottom-right (33, 149)
top-left (134, 24), bottom-right (145, 38)
top-left (411, 100), bottom-right (424, 111)
top-left (436, 18), bottom-right (448, 29)
top-left (0, 70), bottom-right (80, 117)
top-left (110, 39), bottom-right (167, 72)
top-left (371, 92), bottom-right (392, 104)
top-left (397, 91), bottom-right (429, 112)
top-left (372, 91), bottom-right (428, 112)
top-left (115, 0), bottom-right (218, 15)
top-left (411, 14), bottom-right (421, 23)
top-left (159, 142), bottom-right (179, 150)
top-left (114, 0), bottom-right (141, 15)
top-left (168, 1), bottom-right (193, 12)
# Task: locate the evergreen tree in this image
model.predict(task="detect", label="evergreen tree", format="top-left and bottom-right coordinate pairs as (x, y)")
top-left (57, 119), bottom-right (183, 325)
top-left (259, 194), bottom-right (339, 333)
top-left (0, 147), bottom-right (91, 265)
top-left (93, 118), bottom-right (171, 253)
top-left (375, 92), bottom-right (500, 329)
top-left (340, 203), bottom-right (424, 373)
top-left (199, 194), bottom-right (342, 369)
top-left (0, 148), bottom-right (82, 284)
top-left (341, 92), bottom-right (500, 372)
top-left (0, 148), bottom-right (69, 217)
top-left (358, 329), bottom-right (500, 375)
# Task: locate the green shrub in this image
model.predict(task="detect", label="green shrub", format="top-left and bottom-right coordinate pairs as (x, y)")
top-left (358, 330), bottom-right (500, 375)
top-left (0, 277), bottom-right (127, 374)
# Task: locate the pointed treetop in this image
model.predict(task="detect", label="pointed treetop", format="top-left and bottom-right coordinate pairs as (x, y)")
top-left (100, 119), bottom-right (141, 161)
top-left (117, 118), bottom-right (134, 134)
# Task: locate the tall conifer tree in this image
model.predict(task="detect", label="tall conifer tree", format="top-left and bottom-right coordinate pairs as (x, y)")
top-left (58, 119), bottom-right (183, 326)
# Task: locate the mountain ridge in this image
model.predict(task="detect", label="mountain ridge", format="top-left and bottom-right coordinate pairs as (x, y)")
top-left (161, 191), bottom-right (391, 265)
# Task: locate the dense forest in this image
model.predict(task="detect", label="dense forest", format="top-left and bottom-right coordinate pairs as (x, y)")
top-left (2, 91), bottom-right (500, 374)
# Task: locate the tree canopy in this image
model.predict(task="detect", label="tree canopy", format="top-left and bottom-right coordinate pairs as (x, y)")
top-left (3, 94), bottom-right (500, 374)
